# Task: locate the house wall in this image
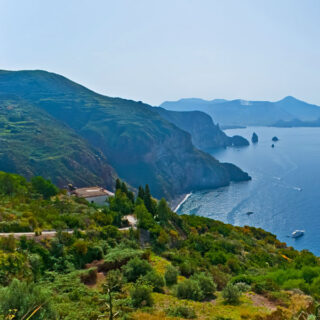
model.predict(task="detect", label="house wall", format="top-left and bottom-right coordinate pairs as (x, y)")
top-left (85, 195), bottom-right (108, 205)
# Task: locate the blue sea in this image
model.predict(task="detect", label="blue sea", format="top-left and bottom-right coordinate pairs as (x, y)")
top-left (177, 127), bottom-right (320, 255)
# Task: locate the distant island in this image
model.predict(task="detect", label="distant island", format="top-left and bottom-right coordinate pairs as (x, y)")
top-left (272, 118), bottom-right (320, 127)
top-left (160, 96), bottom-right (320, 127)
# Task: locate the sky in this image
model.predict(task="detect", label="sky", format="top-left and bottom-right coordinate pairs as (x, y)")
top-left (1, 0), bottom-right (320, 106)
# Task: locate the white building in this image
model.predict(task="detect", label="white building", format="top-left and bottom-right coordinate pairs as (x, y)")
top-left (71, 186), bottom-right (114, 205)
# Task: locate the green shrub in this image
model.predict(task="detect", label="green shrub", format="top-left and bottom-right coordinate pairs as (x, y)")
top-left (191, 272), bottom-right (216, 298)
top-left (166, 306), bottom-right (196, 318)
top-left (164, 265), bottom-right (179, 286)
top-left (123, 257), bottom-right (152, 282)
top-left (222, 282), bottom-right (241, 304)
top-left (176, 279), bottom-right (204, 301)
top-left (130, 283), bottom-right (153, 308)
top-left (0, 278), bottom-right (56, 319)
top-left (235, 282), bottom-right (250, 293)
top-left (31, 176), bottom-right (58, 199)
top-left (143, 270), bottom-right (165, 292)
top-left (206, 250), bottom-right (227, 265)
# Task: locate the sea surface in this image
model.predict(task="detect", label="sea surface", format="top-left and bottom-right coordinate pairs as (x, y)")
top-left (177, 127), bottom-right (320, 255)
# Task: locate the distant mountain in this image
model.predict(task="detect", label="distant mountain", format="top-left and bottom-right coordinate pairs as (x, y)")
top-left (155, 107), bottom-right (249, 151)
top-left (0, 70), bottom-right (250, 199)
top-left (160, 96), bottom-right (320, 126)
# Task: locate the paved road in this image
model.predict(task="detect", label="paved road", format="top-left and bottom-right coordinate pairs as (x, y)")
top-left (0, 215), bottom-right (138, 238)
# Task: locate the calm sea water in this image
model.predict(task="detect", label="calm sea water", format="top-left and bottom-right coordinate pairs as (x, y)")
top-left (178, 127), bottom-right (320, 255)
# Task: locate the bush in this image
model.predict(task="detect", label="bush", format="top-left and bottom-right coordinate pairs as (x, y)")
top-left (235, 282), bottom-right (250, 293)
top-left (166, 306), bottom-right (196, 319)
top-left (191, 272), bottom-right (216, 298)
top-left (0, 278), bottom-right (56, 319)
top-left (222, 283), bottom-right (241, 304)
top-left (143, 271), bottom-right (165, 292)
top-left (176, 279), bottom-right (204, 301)
top-left (130, 283), bottom-right (153, 308)
top-left (31, 176), bottom-right (58, 199)
top-left (123, 257), bottom-right (152, 282)
top-left (165, 265), bottom-right (179, 286)
top-left (206, 250), bottom-right (227, 265)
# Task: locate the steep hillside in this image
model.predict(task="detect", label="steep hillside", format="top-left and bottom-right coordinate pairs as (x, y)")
top-left (155, 107), bottom-right (249, 151)
top-left (0, 172), bottom-right (317, 320)
top-left (0, 95), bottom-right (116, 189)
top-left (161, 96), bottom-right (320, 127)
top-left (0, 70), bottom-right (250, 199)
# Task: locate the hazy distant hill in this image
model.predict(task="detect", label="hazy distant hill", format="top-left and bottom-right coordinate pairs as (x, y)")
top-left (160, 96), bottom-right (320, 126)
top-left (0, 70), bottom-right (250, 199)
top-left (155, 107), bottom-right (249, 151)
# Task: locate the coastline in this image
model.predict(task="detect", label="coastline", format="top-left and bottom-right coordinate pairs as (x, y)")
top-left (173, 192), bottom-right (192, 213)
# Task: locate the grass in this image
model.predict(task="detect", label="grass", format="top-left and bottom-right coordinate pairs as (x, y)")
top-left (132, 292), bottom-right (270, 320)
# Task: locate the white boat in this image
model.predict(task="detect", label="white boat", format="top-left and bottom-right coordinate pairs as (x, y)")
top-left (291, 230), bottom-right (305, 238)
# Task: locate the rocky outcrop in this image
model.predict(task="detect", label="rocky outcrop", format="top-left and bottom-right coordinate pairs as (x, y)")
top-left (252, 132), bottom-right (259, 143)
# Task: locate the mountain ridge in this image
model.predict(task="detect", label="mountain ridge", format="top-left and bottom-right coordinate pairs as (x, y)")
top-left (160, 96), bottom-right (320, 126)
top-left (0, 70), bottom-right (250, 199)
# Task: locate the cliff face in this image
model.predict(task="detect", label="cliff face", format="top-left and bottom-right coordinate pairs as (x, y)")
top-left (0, 70), bottom-right (250, 199)
top-left (155, 107), bottom-right (249, 151)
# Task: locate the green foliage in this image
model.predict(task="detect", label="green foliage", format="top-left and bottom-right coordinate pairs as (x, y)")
top-left (123, 257), bottom-right (152, 282)
top-left (222, 282), bottom-right (242, 304)
top-left (31, 176), bottom-right (58, 199)
top-left (0, 278), bottom-right (56, 319)
top-left (143, 270), bottom-right (165, 292)
top-left (176, 278), bottom-right (204, 301)
top-left (135, 204), bottom-right (155, 230)
top-left (191, 272), bottom-right (217, 298)
top-left (130, 283), bottom-right (153, 308)
top-left (0, 172), bottom-right (319, 318)
top-left (164, 265), bottom-right (179, 286)
top-left (166, 305), bottom-right (197, 319)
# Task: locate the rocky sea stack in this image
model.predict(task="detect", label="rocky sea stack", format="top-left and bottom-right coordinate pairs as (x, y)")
top-left (252, 132), bottom-right (259, 143)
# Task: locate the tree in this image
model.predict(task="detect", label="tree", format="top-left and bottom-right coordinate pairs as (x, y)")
top-left (115, 178), bottom-right (121, 191)
top-left (143, 184), bottom-right (155, 215)
top-left (31, 176), bottom-right (58, 199)
top-left (157, 198), bottom-right (170, 224)
top-left (135, 204), bottom-right (155, 230)
top-left (137, 186), bottom-right (145, 200)
top-left (102, 270), bottom-right (124, 320)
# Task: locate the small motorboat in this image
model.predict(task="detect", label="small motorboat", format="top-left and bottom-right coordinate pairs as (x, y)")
top-left (246, 211), bottom-right (254, 216)
top-left (291, 230), bottom-right (305, 238)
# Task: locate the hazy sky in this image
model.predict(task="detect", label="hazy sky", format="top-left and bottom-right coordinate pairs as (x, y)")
top-left (1, 0), bottom-right (320, 105)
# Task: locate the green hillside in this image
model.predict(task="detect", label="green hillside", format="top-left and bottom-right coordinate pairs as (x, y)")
top-left (0, 95), bottom-right (116, 189)
top-left (0, 172), bottom-right (318, 320)
top-left (0, 70), bottom-right (250, 199)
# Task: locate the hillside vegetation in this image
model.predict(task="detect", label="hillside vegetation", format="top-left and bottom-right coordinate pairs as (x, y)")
top-left (0, 171), bottom-right (319, 319)
top-left (0, 70), bottom-right (250, 199)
